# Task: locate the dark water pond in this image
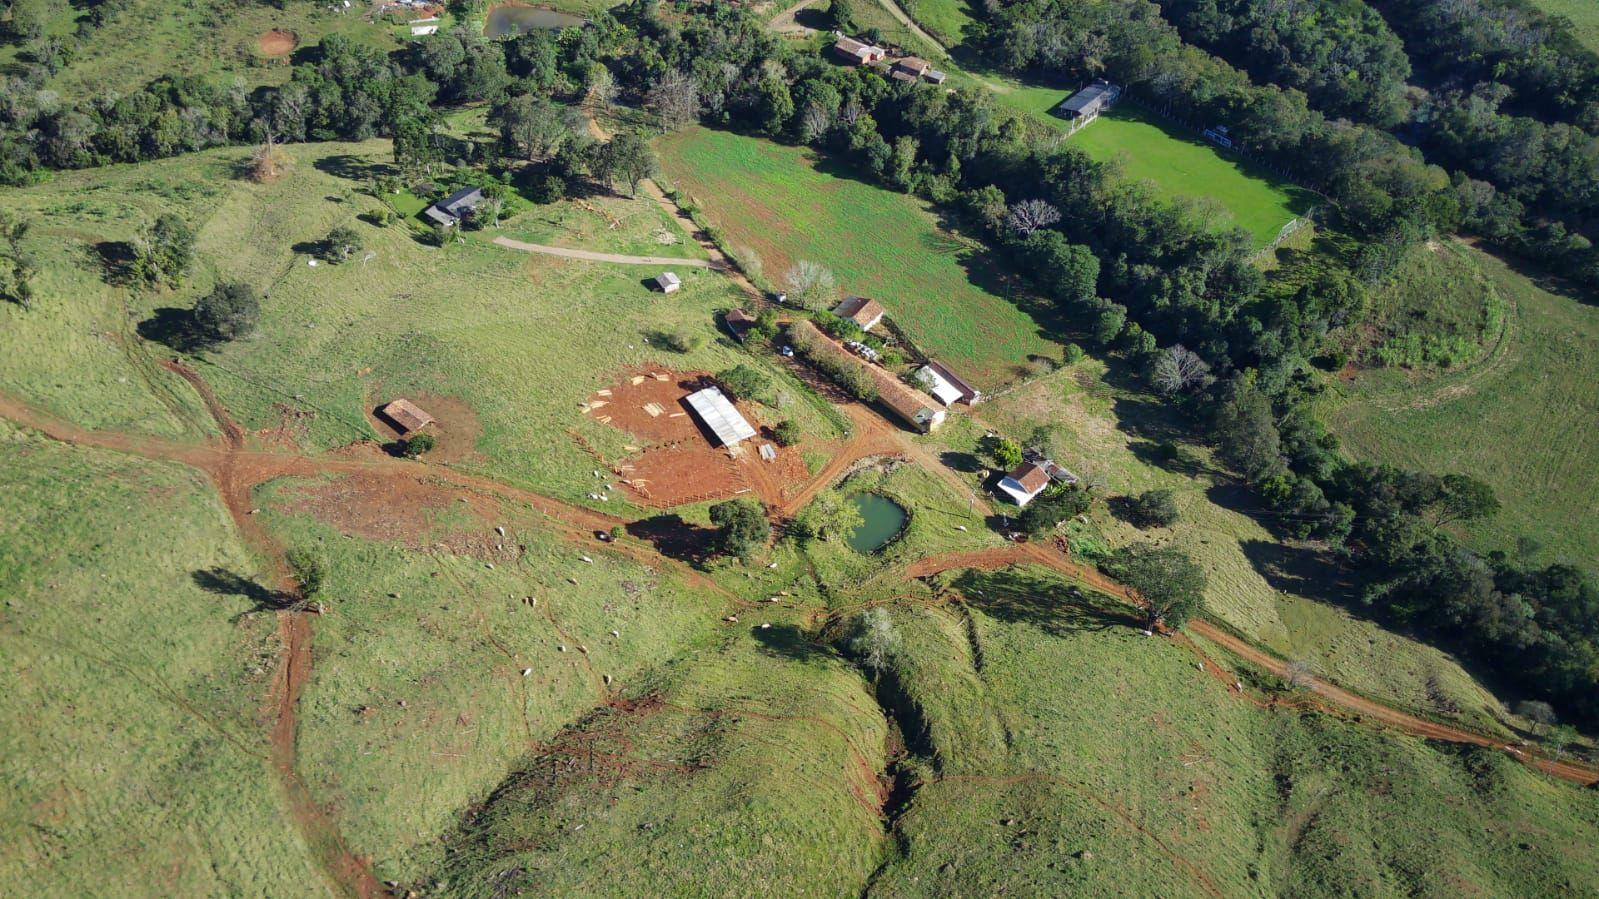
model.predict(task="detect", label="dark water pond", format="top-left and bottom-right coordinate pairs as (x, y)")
top-left (484, 4), bottom-right (585, 37)
top-left (846, 493), bottom-right (908, 553)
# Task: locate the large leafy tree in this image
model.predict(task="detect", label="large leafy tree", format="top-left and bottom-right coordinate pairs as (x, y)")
top-left (1105, 542), bottom-right (1208, 629)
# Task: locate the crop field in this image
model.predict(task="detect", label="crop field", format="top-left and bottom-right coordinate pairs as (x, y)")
top-left (0, 422), bottom-right (324, 894)
top-left (990, 83), bottom-right (1316, 248)
top-left (958, 356), bottom-right (1516, 731)
top-left (1324, 241), bottom-right (1599, 564)
top-left (656, 127), bottom-right (1063, 388)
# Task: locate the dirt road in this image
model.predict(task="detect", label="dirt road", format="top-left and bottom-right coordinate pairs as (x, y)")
top-left (904, 543), bottom-right (1599, 786)
top-left (491, 236), bottom-right (719, 267)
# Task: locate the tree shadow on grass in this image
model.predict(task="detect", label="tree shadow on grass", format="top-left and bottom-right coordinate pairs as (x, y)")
top-left (192, 567), bottom-right (296, 618)
top-left (137, 307), bottom-right (217, 354)
top-left (312, 154), bottom-right (397, 184)
top-left (1235, 537), bottom-right (1357, 610)
top-left (625, 514), bottom-right (715, 566)
top-left (751, 623), bottom-right (832, 664)
top-left (951, 567), bottom-right (1140, 637)
top-left (91, 240), bottom-right (139, 286)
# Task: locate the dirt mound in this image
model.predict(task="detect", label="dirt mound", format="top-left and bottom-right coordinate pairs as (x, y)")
top-left (258, 29), bottom-right (298, 57)
top-left (365, 391), bottom-right (483, 464)
top-left (279, 470), bottom-right (520, 561)
top-left (583, 369), bottom-right (810, 508)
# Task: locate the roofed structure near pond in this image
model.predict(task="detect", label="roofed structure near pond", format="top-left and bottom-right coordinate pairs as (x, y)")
top-left (654, 272), bottom-right (681, 293)
top-left (1056, 80), bottom-right (1122, 122)
top-left (424, 186), bottom-right (485, 227)
top-left (684, 386), bottom-right (757, 447)
top-left (380, 398), bottom-right (435, 434)
top-left (996, 460), bottom-right (1052, 507)
top-left (833, 36), bottom-right (886, 65)
top-left (793, 320), bottom-right (947, 433)
top-left (832, 295), bottom-right (885, 331)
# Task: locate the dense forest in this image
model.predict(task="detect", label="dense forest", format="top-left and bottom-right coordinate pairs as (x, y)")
top-left (1, 0), bottom-right (1595, 725)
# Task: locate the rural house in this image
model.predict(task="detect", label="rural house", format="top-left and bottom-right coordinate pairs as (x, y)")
top-left (794, 320), bottom-right (947, 433)
top-left (379, 398), bottom-right (435, 434)
top-left (916, 359), bottom-right (981, 406)
top-left (996, 461), bottom-right (1052, 507)
top-left (832, 36), bottom-right (886, 65)
top-left (654, 272), bottom-right (682, 293)
top-left (1055, 80), bottom-right (1122, 127)
top-left (423, 186), bottom-right (485, 227)
top-left (684, 386), bottom-right (758, 447)
top-left (723, 309), bottom-right (755, 343)
top-left (832, 295), bottom-right (885, 331)
top-left (890, 57), bottom-right (932, 83)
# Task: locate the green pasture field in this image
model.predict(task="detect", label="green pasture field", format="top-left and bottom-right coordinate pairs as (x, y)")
top-left (949, 355), bottom-right (1518, 732)
top-left (869, 568), bottom-right (1599, 895)
top-left (1530, 0), bottom-right (1599, 53)
top-left (0, 140), bottom-right (845, 509)
top-left (990, 83), bottom-right (1317, 248)
top-left (897, 0), bottom-right (977, 46)
top-left (258, 483), bottom-right (731, 882)
top-left (1323, 241), bottom-right (1599, 565)
top-left (656, 127), bottom-right (1062, 388)
top-left (0, 423), bottom-right (325, 895)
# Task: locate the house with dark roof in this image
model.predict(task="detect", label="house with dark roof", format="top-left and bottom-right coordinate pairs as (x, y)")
top-left (424, 186), bottom-right (485, 227)
top-left (723, 309), bottom-right (756, 343)
top-left (1055, 80), bottom-right (1122, 127)
top-left (832, 295), bottom-right (885, 331)
top-left (890, 57), bottom-right (932, 83)
top-left (833, 36), bottom-right (886, 65)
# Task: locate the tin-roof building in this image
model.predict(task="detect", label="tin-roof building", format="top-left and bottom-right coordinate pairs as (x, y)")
top-left (684, 387), bottom-right (757, 447)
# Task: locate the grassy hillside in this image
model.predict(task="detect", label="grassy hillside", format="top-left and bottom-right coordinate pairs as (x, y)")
top-left (1532, 0), bottom-right (1599, 53)
top-left (1324, 241), bottom-right (1599, 565)
top-left (657, 126), bottom-right (1062, 388)
top-left (0, 423), bottom-right (325, 895)
top-left (990, 84), bottom-right (1317, 248)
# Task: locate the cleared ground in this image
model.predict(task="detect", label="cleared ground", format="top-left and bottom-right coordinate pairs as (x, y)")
top-left (1323, 241), bottom-right (1599, 564)
top-left (657, 127), bottom-right (1063, 388)
top-left (990, 84), bottom-right (1316, 248)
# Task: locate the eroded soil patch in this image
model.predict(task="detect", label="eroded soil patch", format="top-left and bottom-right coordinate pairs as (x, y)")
top-left (278, 470), bottom-right (520, 561)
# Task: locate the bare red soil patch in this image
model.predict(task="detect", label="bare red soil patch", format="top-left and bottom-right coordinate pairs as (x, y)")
top-left (365, 390), bottom-right (483, 464)
top-left (583, 368), bottom-right (810, 508)
top-left (278, 470), bottom-right (520, 561)
top-left (257, 29), bottom-right (298, 57)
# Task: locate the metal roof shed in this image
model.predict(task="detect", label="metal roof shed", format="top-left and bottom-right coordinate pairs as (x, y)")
top-left (684, 387), bottom-right (757, 446)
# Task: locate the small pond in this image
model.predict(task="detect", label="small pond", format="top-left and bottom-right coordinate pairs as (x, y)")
top-left (484, 4), bottom-right (586, 37)
top-left (846, 493), bottom-right (908, 553)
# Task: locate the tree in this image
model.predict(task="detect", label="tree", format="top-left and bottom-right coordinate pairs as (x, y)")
top-left (847, 607), bottom-right (900, 674)
top-left (716, 365), bottom-right (770, 402)
top-left (585, 64), bottom-right (617, 112)
top-left (1019, 485), bottom-right (1093, 535)
top-left (321, 225), bottom-right (362, 263)
top-left (794, 490), bottom-right (864, 543)
top-left (598, 131), bottom-right (656, 197)
top-left (783, 261), bottom-right (836, 310)
top-left (400, 432), bottom-right (436, 458)
top-left (1213, 378), bottom-right (1282, 482)
top-left (1148, 345), bottom-right (1213, 396)
top-left (491, 94), bottom-right (576, 162)
top-left (0, 209), bottom-right (35, 309)
top-left (1283, 658), bottom-right (1314, 689)
top-left (773, 419), bottom-right (801, 446)
top-left (709, 498), bottom-right (770, 560)
top-left (192, 282), bottom-right (261, 343)
top-left (648, 69), bottom-right (700, 131)
top-left (1005, 198), bottom-right (1061, 237)
top-left (286, 548), bottom-right (326, 608)
top-left (1105, 542), bottom-right (1208, 630)
top-left (249, 130), bottom-right (290, 183)
top-left (991, 437), bottom-right (1023, 469)
top-left (1431, 474), bottom-right (1500, 528)
top-left (1515, 699), bottom-right (1557, 735)
top-left (131, 213), bottom-right (196, 288)
top-left (1125, 489), bottom-right (1180, 528)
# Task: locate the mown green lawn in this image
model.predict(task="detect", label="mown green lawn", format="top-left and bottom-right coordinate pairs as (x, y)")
top-left (990, 82), bottom-right (1317, 248)
top-left (1323, 241), bottom-right (1599, 565)
top-left (657, 127), bottom-right (1063, 388)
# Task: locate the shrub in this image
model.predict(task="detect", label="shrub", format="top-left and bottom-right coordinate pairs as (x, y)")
top-left (659, 329), bottom-right (703, 353)
top-left (716, 364), bottom-right (770, 402)
top-left (1063, 343), bottom-right (1085, 364)
top-left (1126, 489), bottom-right (1180, 528)
top-left (192, 282), bottom-right (260, 343)
top-left (709, 498), bottom-right (770, 560)
top-left (773, 419), bottom-right (800, 446)
top-left (402, 432), bottom-right (437, 458)
top-left (1019, 484), bottom-right (1093, 536)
